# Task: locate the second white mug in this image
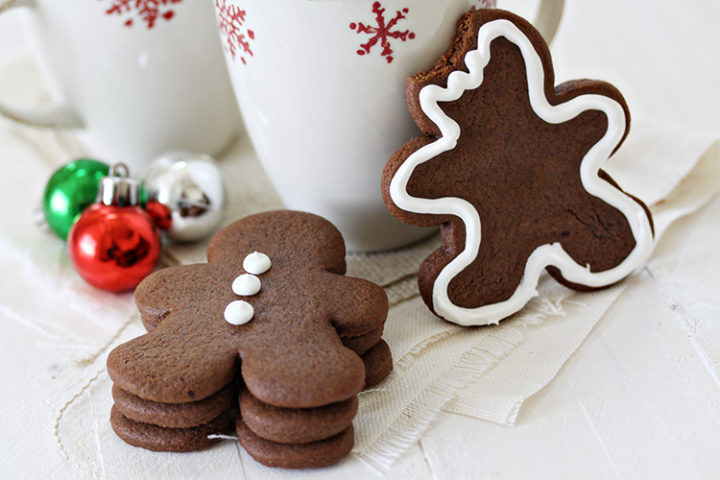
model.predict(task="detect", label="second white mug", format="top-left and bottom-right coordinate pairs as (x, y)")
top-left (0, 0), bottom-right (240, 174)
top-left (216, 0), bottom-right (563, 251)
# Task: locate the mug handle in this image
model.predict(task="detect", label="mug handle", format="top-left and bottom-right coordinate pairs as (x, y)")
top-left (533, 0), bottom-right (565, 44)
top-left (0, 0), bottom-right (83, 128)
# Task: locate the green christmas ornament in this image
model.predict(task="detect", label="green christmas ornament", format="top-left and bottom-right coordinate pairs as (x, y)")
top-left (42, 159), bottom-right (110, 240)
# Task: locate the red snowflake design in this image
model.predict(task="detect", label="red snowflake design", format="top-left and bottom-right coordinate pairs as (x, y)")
top-left (349, 2), bottom-right (415, 64)
top-left (104, 0), bottom-right (182, 29)
top-left (470, 0), bottom-right (497, 12)
top-left (215, 0), bottom-right (255, 65)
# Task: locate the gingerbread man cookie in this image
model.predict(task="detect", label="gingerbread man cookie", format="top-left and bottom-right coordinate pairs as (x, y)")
top-left (382, 9), bottom-right (654, 326)
top-left (107, 210), bottom-right (391, 468)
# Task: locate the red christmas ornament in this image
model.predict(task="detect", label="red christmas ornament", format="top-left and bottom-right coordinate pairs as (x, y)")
top-left (68, 164), bottom-right (161, 292)
top-left (144, 200), bottom-right (173, 231)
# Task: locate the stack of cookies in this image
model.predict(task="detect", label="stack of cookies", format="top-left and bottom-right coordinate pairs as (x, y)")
top-left (107, 211), bottom-right (392, 468)
top-left (236, 339), bottom-right (391, 468)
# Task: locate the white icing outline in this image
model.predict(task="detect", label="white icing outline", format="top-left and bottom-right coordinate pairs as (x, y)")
top-left (389, 19), bottom-right (654, 326)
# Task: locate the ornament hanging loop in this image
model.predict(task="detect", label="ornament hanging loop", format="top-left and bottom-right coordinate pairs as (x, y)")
top-left (98, 163), bottom-right (139, 207)
top-left (109, 162), bottom-right (130, 179)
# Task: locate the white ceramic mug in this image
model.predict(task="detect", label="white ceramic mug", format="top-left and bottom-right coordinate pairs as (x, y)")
top-left (0, 0), bottom-right (240, 174)
top-left (215, 0), bottom-right (563, 251)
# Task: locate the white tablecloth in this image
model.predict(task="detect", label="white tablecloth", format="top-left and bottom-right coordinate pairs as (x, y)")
top-left (1, 1), bottom-right (719, 478)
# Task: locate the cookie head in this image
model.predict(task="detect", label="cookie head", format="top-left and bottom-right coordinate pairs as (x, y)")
top-left (382, 9), bottom-right (654, 326)
top-left (206, 211), bottom-right (346, 274)
top-left (108, 211), bottom-right (389, 408)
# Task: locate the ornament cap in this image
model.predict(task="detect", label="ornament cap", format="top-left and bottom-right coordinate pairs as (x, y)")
top-left (98, 163), bottom-right (139, 207)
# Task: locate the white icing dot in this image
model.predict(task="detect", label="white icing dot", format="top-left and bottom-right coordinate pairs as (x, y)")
top-left (232, 274), bottom-right (261, 296)
top-left (224, 300), bottom-right (254, 326)
top-left (243, 251), bottom-right (271, 275)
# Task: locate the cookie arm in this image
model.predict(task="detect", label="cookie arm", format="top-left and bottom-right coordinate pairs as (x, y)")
top-left (382, 135), bottom-right (457, 229)
top-left (320, 273), bottom-right (389, 338)
top-left (553, 79), bottom-right (631, 154)
top-left (135, 263), bottom-right (220, 331)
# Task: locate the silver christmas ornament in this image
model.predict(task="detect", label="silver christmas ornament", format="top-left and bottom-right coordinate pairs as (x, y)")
top-left (143, 151), bottom-right (226, 242)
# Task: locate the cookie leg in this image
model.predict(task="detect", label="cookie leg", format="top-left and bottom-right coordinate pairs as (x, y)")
top-left (240, 326), bottom-right (365, 409)
top-left (107, 319), bottom-right (239, 404)
top-left (548, 170), bottom-right (654, 291)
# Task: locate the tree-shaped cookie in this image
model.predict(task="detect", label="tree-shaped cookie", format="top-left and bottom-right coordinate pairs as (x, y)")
top-left (382, 9), bottom-right (654, 326)
top-left (108, 210), bottom-right (389, 412)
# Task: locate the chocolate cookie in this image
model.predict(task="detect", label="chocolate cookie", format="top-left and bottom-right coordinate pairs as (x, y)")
top-left (110, 406), bottom-right (234, 452)
top-left (382, 9), bottom-right (654, 326)
top-left (239, 391), bottom-right (358, 445)
top-left (341, 325), bottom-right (384, 356)
top-left (236, 418), bottom-right (354, 469)
top-left (112, 383), bottom-right (235, 429)
top-left (107, 210), bottom-right (391, 467)
top-left (361, 339), bottom-right (393, 389)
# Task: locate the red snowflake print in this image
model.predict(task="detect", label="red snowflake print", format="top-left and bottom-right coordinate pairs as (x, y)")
top-left (349, 2), bottom-right (416, 64)
top-left (215, 0), bottom-right (255, 65)
top-left (104, 0), bottom-right (183, 29)
top-left (470, 0), bottom-right (497, 12)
